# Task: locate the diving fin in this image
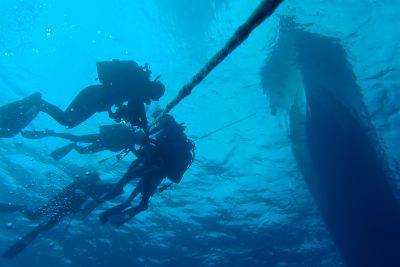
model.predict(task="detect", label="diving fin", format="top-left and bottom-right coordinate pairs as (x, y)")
top-left (49, 143), bottom-right (75, 161)
top-left (106, 212), bottom-right (130, 226)
top-left (0, 203), bottom-right (25, 213)
top-left (2, 223), bottom-right (42, 259)
top-left (107, 207), bottom-right (139, 226)
top-left (99, 203), bottom-right (129, 224)
top-left (0, 92), bottom-right (42, 138)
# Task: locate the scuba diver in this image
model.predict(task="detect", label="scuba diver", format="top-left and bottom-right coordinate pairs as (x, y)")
top-left (83, 113), bottom-right (195, 226)
top-left (0, 173), bottom-right (120, 259)
top-left (21, 124), bottom-right (147, 160)
top-left (0, 59), bottom-right (165, 138)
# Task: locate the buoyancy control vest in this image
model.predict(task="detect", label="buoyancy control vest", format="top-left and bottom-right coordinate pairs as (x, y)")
top-left (151, 114), bottom-right (195, 184)
top-left (96, 59), bottom-right (151, 87)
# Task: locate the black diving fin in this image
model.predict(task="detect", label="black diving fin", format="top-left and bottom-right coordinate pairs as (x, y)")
top-left (49, 143), bottom-right (75, 161)
top-left (0, 92), bottom-right (42, 138)
top-left (98, 203), bottom-right (129, 224)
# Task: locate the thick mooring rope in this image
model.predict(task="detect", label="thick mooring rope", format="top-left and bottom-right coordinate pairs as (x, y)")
top-left (158, 0), bottom-right (284, 120)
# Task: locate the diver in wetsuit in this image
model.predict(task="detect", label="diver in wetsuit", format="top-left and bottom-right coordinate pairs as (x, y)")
top-left (85, 113), bottom-right (195, 226)
top-left (21, 124), bottom-right (147, 160)
top-left (0, 173), bottom-right (119, 259)
top-left (0, 59), bottom-right (165, 137)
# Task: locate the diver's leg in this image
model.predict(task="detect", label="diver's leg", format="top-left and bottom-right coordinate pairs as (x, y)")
top-left (106, 176), bottom-right (164, 226)
top-left (106, 193), bottom-right (150, 226)
top-left (69, 134), bottom-right (100, 143)
top-left (50, 132), bottom-right (88, 142)
top-left (98, 181), bottom-right (142, 224)
top-left (83, 160), bottom-right (147, 220)
top-left (104, 159), bottom-right (146, 197)
top-left (110, 159), bottom-right (164, 194)
top-left (37, 132), bottom-right (99, 143)
top-left (126, 176), bottom-right (157, 214)
top-left (39, 85), bottom-right (108, 128)
top-left (38, 99), bottom-right (70, 126)
top-left (38, 133), bottom-right (100, 143)
top-left (80, 161), bottom-right (144, 220)
top-left (21, 129), bottom-right (56, 139)
top-left (21, 130), bottom-right (94, 142)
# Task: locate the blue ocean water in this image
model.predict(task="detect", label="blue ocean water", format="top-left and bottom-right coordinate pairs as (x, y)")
top-left (0, 0), bottom-right (399, 266)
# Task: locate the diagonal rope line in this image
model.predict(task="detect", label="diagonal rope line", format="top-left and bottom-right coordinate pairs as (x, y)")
top-left (155, 0), bottom-right (284, 123)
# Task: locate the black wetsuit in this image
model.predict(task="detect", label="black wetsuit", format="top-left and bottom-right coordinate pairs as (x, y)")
top-left (0, 60), bottom-right (165, 137)
top-left (39, 82), bottom-right (150, 129)
top-left (97, 114), bottom-right (195, 226)
top-left (22, 124), bottom-right (146, 160)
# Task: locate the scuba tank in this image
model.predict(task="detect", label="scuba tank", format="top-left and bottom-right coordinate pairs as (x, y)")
top-left (96, 59), bottom-right (151, 86)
